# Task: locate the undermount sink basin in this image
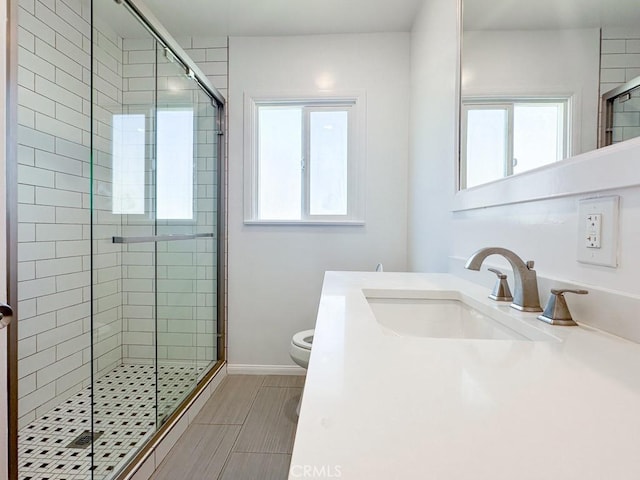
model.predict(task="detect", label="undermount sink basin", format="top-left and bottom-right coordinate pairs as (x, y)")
top-left (364, 290), bottom-right (558, 342)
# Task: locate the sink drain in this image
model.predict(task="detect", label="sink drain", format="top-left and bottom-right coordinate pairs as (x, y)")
top-left (66, 430), bottom-right (103, 449)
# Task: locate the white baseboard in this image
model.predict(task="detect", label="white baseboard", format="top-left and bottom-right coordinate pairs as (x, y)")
top-left (227, 364), bottom-right (306, 375)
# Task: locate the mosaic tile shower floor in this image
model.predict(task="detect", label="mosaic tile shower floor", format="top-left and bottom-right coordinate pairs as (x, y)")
top-left (18, 363), bottom-right (206, 480)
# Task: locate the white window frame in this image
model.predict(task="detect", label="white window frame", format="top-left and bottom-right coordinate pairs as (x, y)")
top-left (460, 96), bottom-right (570, 189)
top-left (244, 93), bottom-right (366, 225)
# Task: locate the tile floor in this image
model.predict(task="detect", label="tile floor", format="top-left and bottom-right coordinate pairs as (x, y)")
top-left (150, 375), bottom-right (303, 480)
top-left (18, 363), bottom-right (207, 480)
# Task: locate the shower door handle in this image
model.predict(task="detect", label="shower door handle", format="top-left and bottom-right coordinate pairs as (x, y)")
top-left (0, 301), bottom-right (13, 329)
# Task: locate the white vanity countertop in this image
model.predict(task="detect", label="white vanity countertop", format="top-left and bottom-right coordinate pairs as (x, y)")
top-left (289, 272), bottom-right (640, 479)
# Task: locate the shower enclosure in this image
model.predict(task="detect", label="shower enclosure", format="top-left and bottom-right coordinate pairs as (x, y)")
top-left (12, 0), bottom-right (225, 478)
top-left (602, 74), bottom-right (640, 146)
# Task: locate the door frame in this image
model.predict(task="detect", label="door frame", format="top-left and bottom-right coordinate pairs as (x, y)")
top-left (0, 0), bottom-right (7, 475)
top-left (5, 0), bottom-right (19, 477)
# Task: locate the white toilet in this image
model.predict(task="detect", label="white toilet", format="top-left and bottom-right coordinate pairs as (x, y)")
top-left (290, 329), bottom-right (314, 369)
top-left (289, 266), bottom-right (381, 415)
top-left (289, 329), bottom-right (314, 415)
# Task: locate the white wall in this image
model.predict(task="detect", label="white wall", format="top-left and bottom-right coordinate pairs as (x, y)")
top-left (462, 28), bottom-right (600, 154)
top-left (409, 0), bottom-right (640, 343)
top-left (407, 0), bottom-right (458, 272)
top-left (447, 165), bottom-right (640, 342)
top-left (228, 33), bottom-right (410, 367)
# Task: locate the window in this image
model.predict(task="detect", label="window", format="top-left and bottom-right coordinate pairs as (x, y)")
top-left (245, 95), bottom-right (365, 224)
top-left (461, 98), bottom-right (569, 189)
top-left (156, 109), bottom-right (194, 220)
top-left (112, 109), bottom-right (195, 220)
top-left (112, 114), bottom-right (146, 215)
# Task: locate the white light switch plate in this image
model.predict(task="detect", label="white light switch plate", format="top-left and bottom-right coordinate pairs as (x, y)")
top-left (577, 196), bottom-right (619, 267)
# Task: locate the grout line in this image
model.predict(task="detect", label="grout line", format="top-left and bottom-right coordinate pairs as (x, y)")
top-left (215, 378), bottom-right (262, 480)
top-left (228, 375), bottom-right (265, 427)
top-left (215, 428), bottom-right (240, 480)
top-left (227, 377), bottom-right (264, 448)
top-left (155, 376), bottom-right (298, 480)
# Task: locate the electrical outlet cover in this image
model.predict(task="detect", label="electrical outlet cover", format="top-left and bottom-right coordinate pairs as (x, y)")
top-left (577, 196), bottom-right (619, 267)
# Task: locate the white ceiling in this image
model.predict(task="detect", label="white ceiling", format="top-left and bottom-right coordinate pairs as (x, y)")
top-left (141, 0), bottom-right (425, 37)
top-left (104, 0), bottom-right (640, 39)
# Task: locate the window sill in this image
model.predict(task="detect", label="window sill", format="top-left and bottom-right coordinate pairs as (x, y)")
top-left (244, 220), bottom-right (365, 226)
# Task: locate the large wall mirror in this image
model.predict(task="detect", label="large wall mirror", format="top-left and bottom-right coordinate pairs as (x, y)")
top-left (460, 0), bottom-right (640, 190)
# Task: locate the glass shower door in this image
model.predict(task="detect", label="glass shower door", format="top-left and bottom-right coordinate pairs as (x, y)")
top-left (154, 44), bottom-right (218, 424)
top-left (90, 2), bottom-right (222, 478)
top-left (91, 1), bottom-right (159, 477)
top-left (193, 89), bottom-right (219, 382)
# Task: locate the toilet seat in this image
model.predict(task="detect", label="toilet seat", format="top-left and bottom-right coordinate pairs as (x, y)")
top-left (290, 329), bottom-right (314, 416)
top-left (292, 329), bottom-right (314, 350)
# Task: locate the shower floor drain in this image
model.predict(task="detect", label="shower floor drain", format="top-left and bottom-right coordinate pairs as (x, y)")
top-left (66, 430), bottom-right (104, 449)
top-left (19, 363), bottom-right (207, 480)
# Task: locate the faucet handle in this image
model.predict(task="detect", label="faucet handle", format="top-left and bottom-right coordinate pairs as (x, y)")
top-left (487, 268), bottom-right (506, 279)
top-left (487, 268), bottom-right (513, 302)
top-left (551, 288), bottom-right (588, 296)
top-left (538, 289), bottom-right (588, 326)
top-left (526, 260), bottom-right (535, 269)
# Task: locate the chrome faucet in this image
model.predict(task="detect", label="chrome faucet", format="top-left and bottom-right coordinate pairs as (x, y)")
top-left (464, 247), bottom-right (542, 312)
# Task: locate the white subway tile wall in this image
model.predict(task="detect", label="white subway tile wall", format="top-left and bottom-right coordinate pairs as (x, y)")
top-left (91, 15), bottom-right (125, 390)
top-left (600, 28), bottom-right (640, 143)
top-left (17, 0), bottom-right (227, 430)
top-left (184, 37), bottom-right (228, 100)
top-left (17, 0), bottom-right (94, 429)
top-left (119, 37), bottom-right (223, 367)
